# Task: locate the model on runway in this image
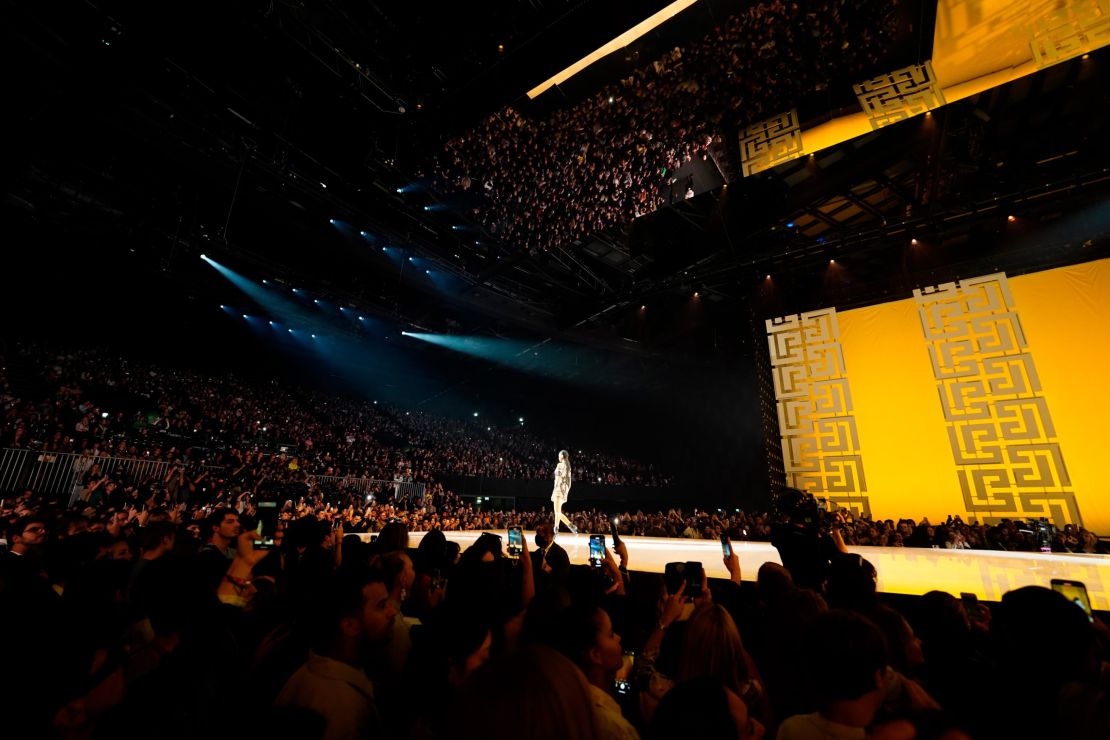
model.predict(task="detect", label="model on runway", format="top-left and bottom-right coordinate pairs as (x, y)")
top-left (551, 449), bottom-right (577, 535)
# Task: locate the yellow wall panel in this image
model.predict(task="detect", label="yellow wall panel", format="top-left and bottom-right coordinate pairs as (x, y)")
top-left (837, 299), bottom-right (959, 525)
top-left (1008, 260), bottom-right (1110, 534)
top-left (794, 259), bottom-right (1110, 534)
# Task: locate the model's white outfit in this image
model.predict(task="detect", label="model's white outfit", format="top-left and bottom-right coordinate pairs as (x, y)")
top-left (551, 459), bottom-right (576, 533)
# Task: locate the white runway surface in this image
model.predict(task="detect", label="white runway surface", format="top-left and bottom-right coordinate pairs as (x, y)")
top-left (367, 530), bottom-right (1110, 611)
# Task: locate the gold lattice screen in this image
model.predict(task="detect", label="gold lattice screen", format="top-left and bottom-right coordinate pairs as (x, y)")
top-left (913, 273), bottom-right (1081, 526)
top-left (762, 264), bottom-right (1109, 531)
top-left (766, 309), bottom-right (872, 518)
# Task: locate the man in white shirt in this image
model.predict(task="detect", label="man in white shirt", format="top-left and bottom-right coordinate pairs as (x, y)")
top-left (277, 564), bottom-right (398, 740)
top-left (777, 611), bottom-right (888, 740)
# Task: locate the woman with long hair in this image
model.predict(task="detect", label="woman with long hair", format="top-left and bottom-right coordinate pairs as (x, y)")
top-left (551, 450), bottom-right (577, 535)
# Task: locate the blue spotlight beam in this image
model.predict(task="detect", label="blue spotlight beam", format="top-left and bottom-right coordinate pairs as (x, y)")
top-left (404, 333), bottom-right (598, 384)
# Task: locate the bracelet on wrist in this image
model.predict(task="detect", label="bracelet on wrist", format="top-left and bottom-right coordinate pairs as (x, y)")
top-left (225, 574), bottom-right (251, 589)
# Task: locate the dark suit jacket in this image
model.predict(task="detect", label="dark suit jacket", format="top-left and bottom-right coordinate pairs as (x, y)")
top-left (531, 541), bottom-right (570, 589)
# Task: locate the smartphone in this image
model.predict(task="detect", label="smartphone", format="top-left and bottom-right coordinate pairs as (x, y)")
top-left (614, 653), bottom-right (634, 695)
top-left (663, 561), bottom-right (704, 597)
top-left (507, 526), bottom-right (523, 559)
top-left (255, 501), bottom-right (279, 549)
top-left (610, 518), bottom-right (622, 548)
top-left (684, 561), bottom-right (705, 598)
top-left (720, 533), bottom-right (732, 559)
top-left (589, 534), bottom-right (605, 568)
top-left (1051, 579), bottom-right (1094, 622)
top-left (664, 562), bottom-right (687, 595)
top-left (960, 592), bottom-right (984, 622)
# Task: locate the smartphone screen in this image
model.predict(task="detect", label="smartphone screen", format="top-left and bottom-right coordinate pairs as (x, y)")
top-left (664, 562), bottom-right (686, 595)
top-left (609, 518), bottom-right (622, 547)
top-left (685, 561), bottom-right (705, 598)
top-left (589, 534), bottom-right (605, 567)
top-left (507, 526), bottom-right (523, 559)
top-left (1051, 579), bottom-right (1094, 622)
top-left (255, 501), bottom-right (278, 549)
top-left (960, 592), bottom-right (983, 622)
top-left (720, 533), bottom-right (732, 559)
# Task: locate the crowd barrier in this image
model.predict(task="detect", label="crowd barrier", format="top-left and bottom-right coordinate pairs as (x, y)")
top-left (0, 448), bottom-right (424, 504)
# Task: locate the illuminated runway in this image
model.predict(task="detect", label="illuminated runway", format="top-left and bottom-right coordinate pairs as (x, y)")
top-left (367, 531), bottom-right (1110, 611)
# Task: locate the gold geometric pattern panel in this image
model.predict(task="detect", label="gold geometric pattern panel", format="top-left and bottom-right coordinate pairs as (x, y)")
top-left (1030, 0), bottom-right (1110, 68)
top-left (913, 273), bottom-right (1081, 527)
top-left (853, 61), bottom-right (946, 131)
top-left (767, 309), bottom-right (871, 517)
top-left (739, 109), bottom-right (804, 177)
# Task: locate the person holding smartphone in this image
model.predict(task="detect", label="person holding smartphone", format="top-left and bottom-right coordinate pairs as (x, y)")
top-left (551, 449), bottom-right (577, 535)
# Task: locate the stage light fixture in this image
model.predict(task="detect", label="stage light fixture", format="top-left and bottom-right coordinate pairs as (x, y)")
top-left (786, 222), bottom-right (795, 228)
top-left (1008, 214), bottom-right (1016, 222)
top-left (473, 412), bottom-right (479, 417)
top-left (242, 314), bottom-right (249, 319)
top-left (911, 238), bottom-right (919, 245)
top-left (200, 253), bottom-right (207, 260)
top-left (396, 187), bottom-right (404, 193)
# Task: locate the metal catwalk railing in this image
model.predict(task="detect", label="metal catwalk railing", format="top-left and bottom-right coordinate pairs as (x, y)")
top-left (0, 448), bottom-right (424, 504)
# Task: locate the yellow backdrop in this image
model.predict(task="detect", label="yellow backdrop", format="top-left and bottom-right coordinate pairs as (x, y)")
top-left (831, 259), bottom-right (1110, 533)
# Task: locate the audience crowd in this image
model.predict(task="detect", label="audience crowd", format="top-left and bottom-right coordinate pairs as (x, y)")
top-left (3, 342), bottom-right (1109, 739)
top-left (0, 346), bottom-right (674, 487)
top-left (435, 1), bottom-right (902, 252)
top-left (3, 484), bottom-right (1108, 739)
top-left (2, 346), bottom-right (1102, 555)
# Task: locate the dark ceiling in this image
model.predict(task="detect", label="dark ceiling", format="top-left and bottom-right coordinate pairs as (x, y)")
top-left (4, 0), bottom-right (1110, 364)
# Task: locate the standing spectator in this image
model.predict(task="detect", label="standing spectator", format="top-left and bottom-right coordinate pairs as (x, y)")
top-left (532, 520), bottom-right (571, 594)
top-left (276, 564), bottom-right (398, 740)
top-left (777, 611), bottom-right (888, 740)
top-left (554, 604), bottom-right (640, 740)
